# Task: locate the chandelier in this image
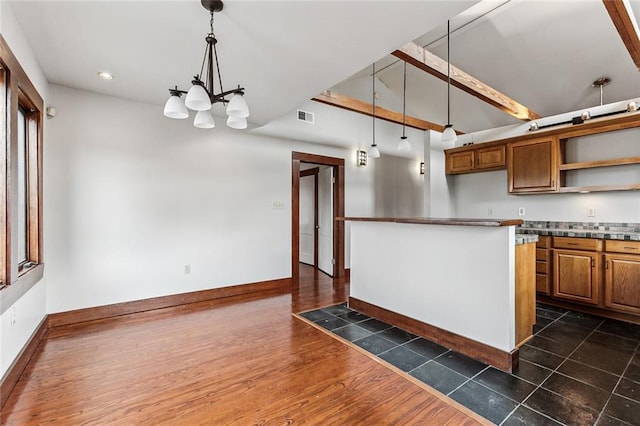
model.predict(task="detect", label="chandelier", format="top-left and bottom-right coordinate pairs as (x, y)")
top-left (163, 0), bottom-right (249, 129)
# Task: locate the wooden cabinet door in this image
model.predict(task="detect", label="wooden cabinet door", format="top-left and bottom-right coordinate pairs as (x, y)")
top-left (604, 254), bottom-right (640, 314)
top-left (553, 249), bottom-right (599, 304)
top-left (445, 150), bottom-right (474, 174)
top-left (508, 137), bottom-right (559, 193)
top-left (476, 145), bottom-right (506, 170)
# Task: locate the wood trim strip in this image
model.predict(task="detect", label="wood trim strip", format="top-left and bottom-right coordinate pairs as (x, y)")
top-left (0, 264), bottom-right (43, 316)
top-left (312, 90), bottom-right (448, 133)
top-left (48, 278), bottom-right (292, 328)
top-left (349, 297), bottom-right (518, 372)
top-left (392, 42), bottom-right (540, 121)
top-left (293, 313), bottom-right (493, 425)
top-left (0, 315), bottom-right (48, 409)
top-left (299, 167), bottom-right (319, 177)
top-left (603, 0), bottom-right (640, 72)
top-left (291, 152), bottom-right (346, 281)
top-left (340, 217), bottom-right (523, 227)
top-left (293, 151), bottom-right (345, 167)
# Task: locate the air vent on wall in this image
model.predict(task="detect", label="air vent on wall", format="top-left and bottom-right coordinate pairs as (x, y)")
top-left (297, 109), bottom-right (314, 124)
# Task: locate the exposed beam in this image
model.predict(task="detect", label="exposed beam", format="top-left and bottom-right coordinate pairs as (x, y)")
top-left (312, 90), bottom-right (455, 133)
top-left (603, 0), bottom-right (640, 72)
top-left (392, 42), bottom-right (541, 121)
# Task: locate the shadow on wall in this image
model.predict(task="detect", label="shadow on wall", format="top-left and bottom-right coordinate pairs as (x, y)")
top-left (373, 156), bottom-right (424, 217)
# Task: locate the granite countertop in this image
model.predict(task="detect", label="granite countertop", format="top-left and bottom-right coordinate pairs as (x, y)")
top-left (518, 221), bottom-right (640, 241)
top-left (515, 234), bottom-right (539, 245)
top-left (340, 217), bottom-right (524, 227)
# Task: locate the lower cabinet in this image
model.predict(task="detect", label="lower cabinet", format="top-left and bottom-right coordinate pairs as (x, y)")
top-left (535, 237), bottom-right (551, 295)
top-left (604, 253), bottom-right (640, 314)
top-left (553, 249), bottom-right (599, 305)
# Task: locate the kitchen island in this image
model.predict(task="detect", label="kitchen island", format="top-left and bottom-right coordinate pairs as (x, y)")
top-left (343, 217), bottom-right (536, 372)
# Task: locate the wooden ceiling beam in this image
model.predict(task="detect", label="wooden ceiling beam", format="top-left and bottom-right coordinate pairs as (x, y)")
top-left (392, 42), bottom-right (541, 121)
top-left (312, 90), bottom-right (456, 133)
top-left (603, 0), bottom-right (640, 72)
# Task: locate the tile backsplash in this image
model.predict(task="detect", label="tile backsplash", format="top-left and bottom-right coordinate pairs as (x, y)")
top-left (518, 221), bottom-right (640, 241)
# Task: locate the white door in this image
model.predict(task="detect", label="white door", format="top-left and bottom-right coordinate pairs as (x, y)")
top-left (299, 174), bottom-right (315, 265)
top-left (318, 167), bottom-right (334, 276)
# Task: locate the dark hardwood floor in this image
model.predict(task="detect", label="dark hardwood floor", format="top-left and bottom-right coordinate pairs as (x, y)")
top-left (1, 265), bottom-right (485, 425)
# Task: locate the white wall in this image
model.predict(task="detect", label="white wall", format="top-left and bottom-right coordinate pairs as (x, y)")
top-left (0, 1), bottom-right (49, 379)
top-left (44, 85), bottom-right (424, 314)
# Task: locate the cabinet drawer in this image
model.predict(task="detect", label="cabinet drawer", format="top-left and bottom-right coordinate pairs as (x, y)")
top-left (605, 240), bottom-right (640, 255)
top-left (536, 274), bottom-right (550, 295)
top-left (536, 261), bottom-right (548, 274)
top-left (536, 248), bottom-right (549, 261)
top-left (553, 237), bottom-right (601, 251)
top-left (536, 236), bottom-right (551, 249)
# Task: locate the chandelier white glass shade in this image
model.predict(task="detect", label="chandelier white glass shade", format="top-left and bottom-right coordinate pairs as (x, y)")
top-left (163, 0), bottom-right (248, 129)
top-left (163, 93), bottom-right (189, 119)
top-left (226, 115), bottom-right (247, 129)
top-left (441, 20), bottom-right (457, 144)
top-left (194, 110), bottom-right (216, 129)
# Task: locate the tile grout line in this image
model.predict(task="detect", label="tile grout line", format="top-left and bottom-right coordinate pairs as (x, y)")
top-left (519, 314), bottom-right (608, 425)
top-left (497, 309), bottom-right (577, 426)
top-left (317, 304), bottom-right (640, 426)
top-left (593, 338), bottom-right (640, 425)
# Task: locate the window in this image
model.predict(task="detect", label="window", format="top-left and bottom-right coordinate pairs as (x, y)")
top-left (1, 35), bottom-right (44, 291)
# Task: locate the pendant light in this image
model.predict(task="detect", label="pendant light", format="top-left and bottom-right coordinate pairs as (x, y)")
top-left (441, 20), bottom-right (457, 144)
top-left (368, 63), bottom-right (381, 158)
top-left (398, 61), bottom-right (411, 152)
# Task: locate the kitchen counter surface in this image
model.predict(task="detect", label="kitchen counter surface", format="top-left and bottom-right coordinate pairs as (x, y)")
top-left (340, 217), bottom-right (523, 227)
top-left (518, 227), bottom-right (640, 241)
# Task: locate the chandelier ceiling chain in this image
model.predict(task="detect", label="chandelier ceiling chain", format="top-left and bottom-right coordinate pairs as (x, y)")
top-left (163, 0), bottom-right (249, 129)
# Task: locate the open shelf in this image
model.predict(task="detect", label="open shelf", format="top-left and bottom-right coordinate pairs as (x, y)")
top-left (558, 184), bottom-right (640, 193)
top-left (559, 156), bottom-right (640, 171)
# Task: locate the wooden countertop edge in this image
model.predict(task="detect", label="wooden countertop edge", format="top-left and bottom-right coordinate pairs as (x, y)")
top-left (338, 217), bottom-right (524, 227)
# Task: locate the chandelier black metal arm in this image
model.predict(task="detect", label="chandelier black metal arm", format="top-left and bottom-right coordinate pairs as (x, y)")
top-left (163, 0), bottom-right (249, 129)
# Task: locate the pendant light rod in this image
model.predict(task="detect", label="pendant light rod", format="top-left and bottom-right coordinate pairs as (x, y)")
top-left (447, 19), bottom-right (451, 126)
top-left (402, 61), bottom-right (407, 138)
top-left (372, 62), bottom-right (376, 147)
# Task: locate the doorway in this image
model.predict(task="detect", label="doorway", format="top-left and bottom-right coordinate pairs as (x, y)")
top-left (291, 152), bottom-right (345, 286)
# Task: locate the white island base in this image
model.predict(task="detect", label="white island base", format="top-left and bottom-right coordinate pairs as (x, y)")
top-left (345, 217), bottom-right (536, 372)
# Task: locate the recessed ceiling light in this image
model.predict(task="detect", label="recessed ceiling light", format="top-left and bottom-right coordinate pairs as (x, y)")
top-left (97, 71), bottom-right (114, 80)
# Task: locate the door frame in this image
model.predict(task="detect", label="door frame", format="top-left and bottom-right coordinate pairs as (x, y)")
top-left (299, 167), bottom-right (319, 268)
top-left (292, 152), bottom-right (345, 285)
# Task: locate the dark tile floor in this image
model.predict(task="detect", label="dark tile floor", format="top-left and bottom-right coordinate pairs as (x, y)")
top-left (299, 304), bottom-right (640, 425)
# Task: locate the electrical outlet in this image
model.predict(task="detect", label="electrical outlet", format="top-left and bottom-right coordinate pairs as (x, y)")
top-left (184, 264), bottom-right (191, 275)
top-left (518, 207), bottom-right (526, 216)
top-left (488, 207), bottom-right (494, 216)
top-left (11, 306), bottom-right (16, 326)
top-left (587, 207), bottom-right (595, 217)
top-left (272, 202), bottom-right (285, 210)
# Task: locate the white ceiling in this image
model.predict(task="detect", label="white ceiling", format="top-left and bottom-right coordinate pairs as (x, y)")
top-left (347, 0), bottom-right (640, 134)
top-left (7, 0), bottom-right (474, 127)
top-left (8, 0), bottom-right (640, 152)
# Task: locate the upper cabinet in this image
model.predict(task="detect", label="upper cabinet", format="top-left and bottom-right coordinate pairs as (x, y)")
top-left (508, 137), bottom-right (559, 194)
top-left (445, 143), bottom-right (505, 175)
top-left (445, 111), bottom-right (640, 194)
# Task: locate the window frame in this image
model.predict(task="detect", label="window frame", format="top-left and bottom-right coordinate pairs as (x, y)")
top-left (0, 34), bottom-right (44, 309)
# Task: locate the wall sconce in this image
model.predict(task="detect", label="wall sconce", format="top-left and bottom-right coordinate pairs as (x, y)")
top-left (357, 150), bottom-right (368, 167)
top-left (420, 162), bottom-right (425, 175)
